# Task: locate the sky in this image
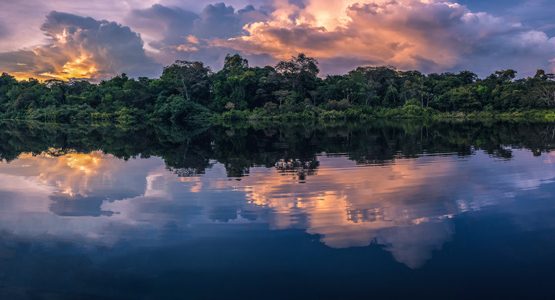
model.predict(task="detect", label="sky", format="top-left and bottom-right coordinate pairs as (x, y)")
top-left (0, 0), bottom-right (554, 80)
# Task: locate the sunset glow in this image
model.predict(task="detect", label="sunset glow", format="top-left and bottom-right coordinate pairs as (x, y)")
top-left (16, 151), bottom-right (110, 198)
top-left (0, 0), bottom-right (554, 79)
top-left (1, 148), bottom-right (553, 269)
top-left (1, 2), bottom-right (555, 294)
top-left (41, 54), bottom-right (98, 81)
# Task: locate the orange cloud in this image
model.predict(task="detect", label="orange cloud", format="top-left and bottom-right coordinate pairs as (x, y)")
top-left (214, 0), bottom-right (555, 74)
top-left (205, 156), bottom-right (458, 267)
top-left (15, 151), bottom-right (113, 197)
top-left (34, 53), bottom-right (98, 81)
top-left (0, 11), bottom-right (160, 81)
top-left (215, 1), bottom-right (436, 68)
top-left (3, 1), bottom-right (554, 78)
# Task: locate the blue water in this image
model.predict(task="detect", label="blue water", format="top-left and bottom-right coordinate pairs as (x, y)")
top-left (0, 122), bottom-right (555, 299)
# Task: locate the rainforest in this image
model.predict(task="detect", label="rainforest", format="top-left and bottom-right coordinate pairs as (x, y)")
top-left (1, 54), bottom-right (554, 125)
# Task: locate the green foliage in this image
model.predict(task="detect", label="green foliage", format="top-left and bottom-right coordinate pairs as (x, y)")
top-left (160, 61), bottom-right (212, 106)
top-left (153, 95), bottom-right (212, 124)
top-left (0, 55), bottom-right (554, 124)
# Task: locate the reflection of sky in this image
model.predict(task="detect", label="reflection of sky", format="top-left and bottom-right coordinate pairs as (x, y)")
top-left (0, 150), bottom-right (554, 268)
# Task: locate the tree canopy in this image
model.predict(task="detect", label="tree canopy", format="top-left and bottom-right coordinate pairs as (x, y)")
top-left (0, 54), bottom-right (554, 124)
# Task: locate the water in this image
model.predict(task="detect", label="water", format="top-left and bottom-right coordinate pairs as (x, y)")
top-left (0, 121), bottom-right (555, 299)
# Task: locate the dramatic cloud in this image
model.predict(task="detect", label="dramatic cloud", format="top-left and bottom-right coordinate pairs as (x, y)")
top-left (127, 4), bottom-right (199, 49)
top-left (0, 0), bottom-right (162, 53)
top-left (126, 3), bottom-right (269, 68)
top-left (0, 11), bottom-right (160, 81)
top-left (216, 0), bottom-right (555, 75)
top-left (0, 0), bottom-right (554, 79)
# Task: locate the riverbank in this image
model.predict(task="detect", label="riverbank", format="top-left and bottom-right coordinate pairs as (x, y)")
top-left (215, 107), bottom-right (555, 123)
top-left (2, 106), bottom-right (555, 126)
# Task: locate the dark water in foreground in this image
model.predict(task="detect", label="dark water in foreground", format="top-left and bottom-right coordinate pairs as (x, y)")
top-left (1, 121), bottom-right (555, 299)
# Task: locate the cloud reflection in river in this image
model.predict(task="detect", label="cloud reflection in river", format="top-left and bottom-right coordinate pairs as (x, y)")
top-left (0, 149), bottom-right (554, 268)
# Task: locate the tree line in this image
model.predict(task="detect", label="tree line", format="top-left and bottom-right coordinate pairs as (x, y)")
top-left (1, 54), bottom-right (554, 124)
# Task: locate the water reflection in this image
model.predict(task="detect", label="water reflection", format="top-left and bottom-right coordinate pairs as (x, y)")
top-left (0, 144), bottom-right (554, 269)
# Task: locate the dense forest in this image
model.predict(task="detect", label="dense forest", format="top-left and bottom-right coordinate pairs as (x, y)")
top-left (1, 54), bottom-right (555, 124)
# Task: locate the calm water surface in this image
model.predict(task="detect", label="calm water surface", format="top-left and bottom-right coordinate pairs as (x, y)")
top-left (1, 121), bottom-right (555, 299)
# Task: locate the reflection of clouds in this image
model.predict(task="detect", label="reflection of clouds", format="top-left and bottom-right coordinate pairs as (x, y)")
top-left (204, 152), bottom-right (555, 268)
top-left (145, 173), bottom-right (170, 198)
top-left (17, 152), bottom-right (108, 197)
top-left (0, 150), bottom-right (554, 268)
top-left (220, 157), bottom-right (458, 267)
top-left (544, 152), bottom-right (555, 164)
top-left (0, 152), bottom-right (163, 242)
top-left (12, 151), bottom-right (151, 217)
top-left (0, 175), bottom-right (53, 212)
top-left (240, 158), bottom-right (455, 241)
top-left (378, 221), bottom-right (453, 269)
top-left (178, 176), bottom-right (203, 193)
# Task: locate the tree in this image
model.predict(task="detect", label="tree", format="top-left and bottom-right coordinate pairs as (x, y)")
top-left (275, 54), bottom-right (320, 103)
top-left (161, 61), bottom-right (212, 105)
top-left (222, 54), bottom-right (249, 73)
top-left (211, 54), bottom-right (255, 111)
top-left (538, 84), bottom-right (555, 107)
top-left (493, 69), bottom-right (517, 83)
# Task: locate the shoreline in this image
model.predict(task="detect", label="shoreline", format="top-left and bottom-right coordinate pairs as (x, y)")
top-left (2, 108), bottom-right (555, 126)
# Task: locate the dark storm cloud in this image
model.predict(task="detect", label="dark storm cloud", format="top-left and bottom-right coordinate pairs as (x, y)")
top-left (0, 11), bottom-right (161, 80)
top-left (195, 3), bottom-right (267, 39)
top-left (0, 50), bottom-right (61, 78)
top-left (126, 2), bottom-right (268, 69)
top-left (128, 2), bottom-right (268, 43)
top-left (128, 4), bottom-right (198, 47)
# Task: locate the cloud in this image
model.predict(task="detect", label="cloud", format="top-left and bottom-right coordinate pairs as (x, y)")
top-left (194, 3), bottom-right (266, 39)
top-left (456, 28), bottom-right (555, 75)
top-left (159, 0), bottom-right (273, 13)
top-left (127, 4), bottom-right (199, 50)
top-left (126, 3), bottom-right (269, 68)
top-left (213, 0), bottom-right (555, 75)
top-left (460, 0), bottom-right (555, 31)
top-left (0, 0), bottom-right (161, 53)
top-left (1, 0), bottom-right (554, 78)
top-left (0, 11), bottom-right (160, 81)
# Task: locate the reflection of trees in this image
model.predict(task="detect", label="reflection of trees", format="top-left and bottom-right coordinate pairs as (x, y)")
top-left (275, 159), bottom-right (319, 181)
top-left (0, 120), bottom-right (554, 177)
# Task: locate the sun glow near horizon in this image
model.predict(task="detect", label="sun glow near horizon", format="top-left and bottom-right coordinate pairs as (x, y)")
top-left (40, 53), bottom-right (98, 81)
top-left (0, 0), bottom-right (554, 80)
